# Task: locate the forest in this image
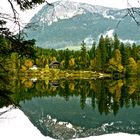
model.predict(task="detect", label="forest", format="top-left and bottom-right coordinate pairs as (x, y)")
top-left (1, 33), bottom-right (140, 77)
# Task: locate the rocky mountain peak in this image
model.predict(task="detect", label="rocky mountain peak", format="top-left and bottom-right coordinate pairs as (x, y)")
top-left (30, 0), bottom-right (116, 26)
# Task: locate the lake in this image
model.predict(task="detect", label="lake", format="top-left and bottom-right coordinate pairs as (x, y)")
top-left (0, 76), bottom-right (140, 139)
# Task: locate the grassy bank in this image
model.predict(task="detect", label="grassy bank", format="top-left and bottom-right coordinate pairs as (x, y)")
top-left (18, 68), bottom-right (112, 80)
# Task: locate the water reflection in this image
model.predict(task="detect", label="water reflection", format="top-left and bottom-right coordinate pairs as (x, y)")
top-left (0, 75), bottom-right (18, 108)
top-left (4, 78), bottom-right (139, 115)
top-left (0, 76), bottom-right (140, 139)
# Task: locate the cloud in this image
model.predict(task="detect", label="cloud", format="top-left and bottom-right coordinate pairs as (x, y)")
top-left (104, 29), bottom-right (115, 38)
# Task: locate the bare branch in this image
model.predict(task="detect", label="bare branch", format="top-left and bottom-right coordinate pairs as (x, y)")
top-left (46, 1), bottom-right (54, 7)
top-left (116, 12), bottom-right (129, 28)
top-left (128, 8), bottom-right (140, 25)
top-left (126, 0), bottom-right (140, 26)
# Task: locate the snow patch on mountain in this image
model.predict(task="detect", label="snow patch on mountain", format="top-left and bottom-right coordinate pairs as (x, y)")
top-left (102, 11), bottom-right (115, 19)
top-left (32, 0), bottom-right (117, 26)
top-left (25, 0), bottom-right (140, 49)
top-left (36, 0), bottom-right (85, 26)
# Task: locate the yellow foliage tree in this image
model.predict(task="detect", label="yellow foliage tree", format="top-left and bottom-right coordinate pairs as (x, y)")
top-left (69, 58), bottom-right (75, 69)
top-left (24, 59), bottom-right (33, 69)
top-left (108, 80), bottom-right (124, 103)
top-left (115, 49), bottom-right (122, 63)
top-left (24, 80), bottom-right (33, 88)
top-left (50, 56), bottom-right (56, 62)
top-left (69, 82), bottom-right (75, 91)
top-left (60, 60), bottom-right (65, 69)
top-left (126, 57), bottom-right (137, 75)
top-left (108, 49), bottom-right (124, 73)
top-left (20, 65), bottom-right (27, 72)
top-left (128, 57), bottom-right (137, 74)
top-left (45, 64), bottom-right (50, 72)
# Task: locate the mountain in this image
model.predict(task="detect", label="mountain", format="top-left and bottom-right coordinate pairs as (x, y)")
top-left (24, 0), bottom-right (140, 49)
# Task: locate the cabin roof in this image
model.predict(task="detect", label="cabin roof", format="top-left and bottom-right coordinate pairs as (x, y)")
top-left (49, 61), bottom-right (60, 67)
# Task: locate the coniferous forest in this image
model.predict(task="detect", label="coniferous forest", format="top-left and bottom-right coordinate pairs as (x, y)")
top-left (1, 33), bottom-right (140, 77)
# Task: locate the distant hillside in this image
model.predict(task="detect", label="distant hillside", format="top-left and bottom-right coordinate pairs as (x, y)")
top-left (24, 0), bottom-right (140, 49)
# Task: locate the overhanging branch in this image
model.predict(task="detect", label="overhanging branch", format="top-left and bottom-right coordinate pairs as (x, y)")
top-left (127, 0), bottom-right (140, 25)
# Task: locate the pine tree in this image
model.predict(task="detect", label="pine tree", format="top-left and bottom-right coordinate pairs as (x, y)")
top-left (94, 48), bottom-right (102, 71)
top-left (125, 44), bottom-right (131, 65)
top-left (89, 42), bottom-right (96, 59)
top-left (81, 41), bottom-right (87, 69)
top-left (120, 42), bottom-right (126, 66)
top-left (64, 48), bottom-right (70, 69)
top-left (98, 35), bottom-right (107, 71)
top-left (131, 43), bottom-right (137, 61)
top-left (114, 33), bottom-right (120, 50)
top-left (104, 35), bottom-right (113, 61)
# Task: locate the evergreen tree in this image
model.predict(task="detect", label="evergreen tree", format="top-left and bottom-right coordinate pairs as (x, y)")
top-left (104, 35), bottom-right (113, 61)
top-left (114, 33), bottom-right (120, 50)
top-left (131, 43), bottom-right (137, 61)
top-left (81, 41), bottom-right (87, 69)
top-left (125, 44), bottom-right (131, 65)
top-left (94, 48), bottom-right (102, 71)
top-left (98, 35), bottom-right (107, 70)
top-left (64, 48), bottom-right (70, 69)
top-left (89, 42), bottom-right (96, 59)
top-left (120, 42), bottom-right (126, 66)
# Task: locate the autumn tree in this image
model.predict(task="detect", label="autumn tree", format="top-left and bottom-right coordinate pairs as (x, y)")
top-left (108, 49), bottom-right (124, 73)
top-left (69, 57), bottom-right (75, 69)
top-left (0, 0), bottom-right (52, 71)
top-left (126, 57), bottom-right (137, 76)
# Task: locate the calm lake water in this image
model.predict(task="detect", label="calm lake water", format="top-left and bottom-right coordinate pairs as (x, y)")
top-left (0, 77), bottom-right (140, 139)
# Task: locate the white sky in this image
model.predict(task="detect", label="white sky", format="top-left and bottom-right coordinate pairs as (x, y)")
top-left (0, 0), bottom-right (140, 26)
top-left (50, 0), bottom-right (140, 9)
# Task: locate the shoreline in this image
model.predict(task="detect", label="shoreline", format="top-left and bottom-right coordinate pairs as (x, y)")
top-left (0, 105), bottom-right (139, 140)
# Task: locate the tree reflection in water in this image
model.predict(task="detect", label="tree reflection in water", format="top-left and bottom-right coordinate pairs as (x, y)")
top-left (0, 75), bottom-right (18, 116)
top-left (1, 76), bottom-right (140, 116)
